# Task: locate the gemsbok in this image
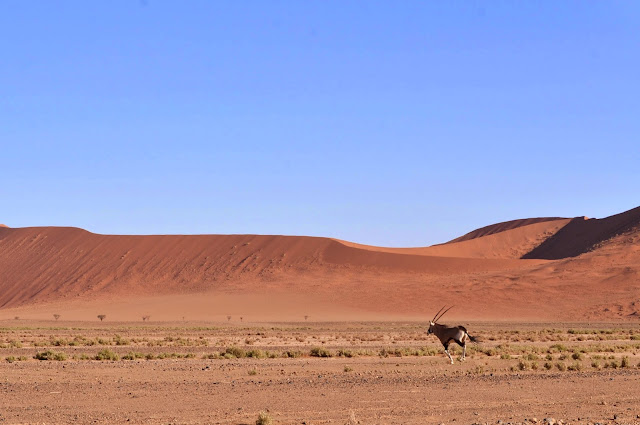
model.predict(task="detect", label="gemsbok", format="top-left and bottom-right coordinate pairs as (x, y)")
top-left (428, 306), bottom-right (477, 364)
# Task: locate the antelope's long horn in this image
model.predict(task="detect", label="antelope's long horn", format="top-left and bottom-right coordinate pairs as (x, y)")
top-left (432, 306), bottom-right (446, 322)
top-left (435, 305), bottom-right (454, 323)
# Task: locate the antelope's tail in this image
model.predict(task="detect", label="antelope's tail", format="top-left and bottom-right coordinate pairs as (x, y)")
top-left (467, 333), bottom-right (479, 343)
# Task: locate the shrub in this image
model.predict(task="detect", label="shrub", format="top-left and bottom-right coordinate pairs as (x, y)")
top-left (225, 347), bottom-right (246, 358)
top-left (544, 362), bottom-right (553, 370)
top-left (549, 344), bottom-right (568, 353)
top-left (5, 356), bottom-right (16, 363)
top-left (246, 349), bottom-right (266, 359)
top-left (344, 365), bottom-right (353, 372)
top-left (256, 411), bottom-right (273, 425)
top-left (34, 350), bottom-right (67, 361)
top-left (337, 349), bottom-right (354, 358)
top-left (310, 347), bottom-right (333, 358)
top-left (95, 349), bottom-right (119, 361)
top-left (113, 335), bottom-right (130, 346)
top-left (97, 314), bottom-right (106, 322)
top-left (122, 352), bottom-right (145, 360)
top-left (568, 361), bottom-right (582, 371)
top-left (282, 350), bottom-right (303, 358)
top-left (248, 368), bottom-right (257, 376)
top-left (621, 356), bottom-right (630, 368)
top-left (556, 362), bottom-right (566, 371)
top-left (571, 352), bottom-right (584, 361)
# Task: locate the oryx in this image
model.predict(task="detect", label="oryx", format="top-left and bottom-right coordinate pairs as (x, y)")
top-left (428, 306), bottom-right (477, 364)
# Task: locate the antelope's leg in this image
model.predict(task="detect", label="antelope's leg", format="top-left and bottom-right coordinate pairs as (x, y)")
top-left (462, 343), bottom-right (466, 361)
top-left (444, 348), bottom-right (454, 364)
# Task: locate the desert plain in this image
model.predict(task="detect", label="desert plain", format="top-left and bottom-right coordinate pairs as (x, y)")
top-left (1, 207), bottom-right (640, 424)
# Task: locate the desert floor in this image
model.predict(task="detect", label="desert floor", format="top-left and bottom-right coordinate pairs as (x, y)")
top-left (2, 320), bottom-right (640, 425)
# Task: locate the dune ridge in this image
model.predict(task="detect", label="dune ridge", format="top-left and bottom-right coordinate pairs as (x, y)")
top-left (446, 217), bottom-right (567, 243)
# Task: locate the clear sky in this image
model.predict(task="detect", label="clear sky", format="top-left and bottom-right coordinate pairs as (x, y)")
top-left (1, 1), bottom-right (638, 246)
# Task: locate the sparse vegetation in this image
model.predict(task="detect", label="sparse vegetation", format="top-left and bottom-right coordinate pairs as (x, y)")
top-left (310, 347), bottom-right (333, 357)
top-left (256, 411), bottom-right (273, 425)
top-left (95, 349), bottom-right (119, 361)
top-left (34, 350), bottom-right (67, 361)
top-left (97, 314), bottom-right (106, 322)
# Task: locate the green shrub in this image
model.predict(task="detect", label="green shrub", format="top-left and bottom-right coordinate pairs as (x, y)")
top-left (225, 347), bottom-right (246, 358)
top-left (568, 361), bottom-right (582, 371)
top-left (337, 349), bottom-right (354, 358)
top-left (571, 352), bottom-right (583, 361)
top-left (310, 347), bottom-right (333, 358)
top-left (256, 411), bottom-right (273, 425)
top-left (122, 352), bottom-right (145, 360)
top-left (246, 349), bottom-right (266, 359)
top-left (34, 350), bottom-right (67, 361)
top-left (621, 356), bottom-right (630, 368)
top-left (95, 349), bottom-right (119, 361)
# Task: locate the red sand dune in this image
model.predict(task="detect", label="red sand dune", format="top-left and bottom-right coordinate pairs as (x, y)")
top-left (446, 217), bottom-right (567, 243)
top-left (1, 206), bottom-right (639, 322)
top-left (523, 206), bottom-right (640, 259)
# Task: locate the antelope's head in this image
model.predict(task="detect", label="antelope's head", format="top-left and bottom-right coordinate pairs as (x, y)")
top-left (429, 306), bottom-right (453, 333)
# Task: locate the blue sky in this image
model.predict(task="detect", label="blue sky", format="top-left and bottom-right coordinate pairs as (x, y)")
top-left (1, 1), bottom-right (638, 246)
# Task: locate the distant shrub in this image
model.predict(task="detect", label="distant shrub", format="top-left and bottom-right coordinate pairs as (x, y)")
top-left (97, 314), bottom-right (106, 322)
top-left (122, 352), bottom-right (145, 360)
top-left (225, 347), bottom-right (246, 358)
top-left (34, 350), bottom-right (67, 361)
top-left (621, 356), bottom-right (630, 368)
top-left (568, 361), bottom-right (582, 371)
top-left (337, 349), bottom-right (354, 358)
top-left (246, 349), bottom-right (266, 359)
top-left (95, 349), bottom-right (119, 361)
top-left (310, 347), bottom-right (333, 358)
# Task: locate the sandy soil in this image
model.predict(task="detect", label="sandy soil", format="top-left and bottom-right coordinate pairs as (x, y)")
top-left (2, 321), bottom-right (640, 424)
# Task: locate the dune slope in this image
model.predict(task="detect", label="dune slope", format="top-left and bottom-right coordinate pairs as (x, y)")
top-left (523, 206), bottom-right (640, 259)
top-left (446, 217), bottom-right (567, 243)
top-left (0, 226), bottom-right (528, 310)
top-left (1, 206), bottom-right (639, 321)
